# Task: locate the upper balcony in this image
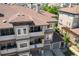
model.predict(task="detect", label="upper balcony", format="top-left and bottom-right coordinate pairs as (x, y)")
top-left (29, 26), bottom-right (44, 37)
top-left (0, 35), bottom-right (16, 41)
top-left (30, 32), bottom-right (44, 37)
top-left (14, 26), bottom-right (45, 39)
top-left (0, 28), bottom-right (15, 41)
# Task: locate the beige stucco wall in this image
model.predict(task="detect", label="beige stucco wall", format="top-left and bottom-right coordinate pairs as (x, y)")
top-left (59, 13), bottom-right (74, 29)
top-left (16, 39), bottom-right (30, 52)
top-left (58, 12), bottom-right (79, 29)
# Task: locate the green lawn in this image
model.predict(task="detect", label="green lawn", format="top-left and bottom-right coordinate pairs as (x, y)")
top-left (64, 48), bottom-right (75, 56)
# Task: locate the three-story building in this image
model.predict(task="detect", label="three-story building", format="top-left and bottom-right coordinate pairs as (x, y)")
top-left (0, 4), bottom-right (60, 56)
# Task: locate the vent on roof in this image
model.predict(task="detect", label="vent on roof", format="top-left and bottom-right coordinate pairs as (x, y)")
top-left (18, 14), bottom-right (25, 16)
top-left (22, 15), bottom-right (25, 16)
top-left (2, 20), bottom-right (7, 23)
top-left (0, 13), bottom-right (4, 17)
top-left (18, 15), bottom-right (20, 16)
top-left (4, 3), bottom-right (7, 4)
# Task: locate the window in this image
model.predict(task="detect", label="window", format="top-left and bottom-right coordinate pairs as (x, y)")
top-left (34, 27), bottom-right (38, 32)
top-left (68, 22), bottom-right (71, 27)
top-left (30, 38), bottom-right (42, 45)
top-left (7, 43), bottom-right (12, 49)
top-left (47, 25), bottom-right (50, 28)
top-left (38, 4), bottom-right (40, 6)
top-left (0, 29), bottom-right (5, 36)
top-left (69, 23), bottom-right (70, 26)
top-left (29, 27), bottom-right (33, 32)
top-left (18, 29), bottom-right (21, 35)
top-left (0, 42), bottom-right (17, 50)
top-left (29, 26), bottom-right (42, 32)
top-left (0, 28), bottom-right (14, 36)
top-left (10, 28), bottom-right (14, 34)
top-left (20, 43), bottom-right (27, 48)
top-left (61, 42), bottom-right (64, 48)
top-left (23, 28), bottom-right (26, 34)
top-left (7, 43), bottom-right (17, 49)
top-left (47, 24), bottom-right (52, 28)
top-left (30, 40), bottom-right (35, 45)
top-left (0, 44), bottom-right (6, 50)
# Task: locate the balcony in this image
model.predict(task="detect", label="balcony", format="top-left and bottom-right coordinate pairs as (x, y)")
top-left (16, 32), bottom-right (44, 39)
top-left (0, 35), bottom-right (16, 41)
top-left (15, 34), bottom-right (30, 39)
top-left (44, 40), bottom-right (52, 44)
top-left (0, 48), bottom-right (17, 54)
top-left (30, 32), bottom-right (44, 37)
top-left (44, 28), bottom-right (53, 33)
top-left (30, 44), bottom-right (43, 49)
top-left (0, 43), bottom-right (17, 55)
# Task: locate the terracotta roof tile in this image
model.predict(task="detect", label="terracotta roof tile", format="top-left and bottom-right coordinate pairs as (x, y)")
top-left (0, 4), bottom-right (56, 28)
top-left (62, 27), bottom-right (79, 36)
top-left (0, 23), bottom-right (13, 29)
top-left (71, 28), bottom-right (79, 36)
top-left (60, 6), bottom-right (79, 14)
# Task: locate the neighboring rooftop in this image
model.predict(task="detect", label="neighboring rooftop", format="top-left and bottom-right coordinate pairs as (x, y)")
top-left (70, 28), bottom-right (79, 36)
top-left (62, 27), bottom-right (79, 37)
top-left (60, 6), bottom-right (79, 14)
top-left (40, 11), bottom-right (58, 23)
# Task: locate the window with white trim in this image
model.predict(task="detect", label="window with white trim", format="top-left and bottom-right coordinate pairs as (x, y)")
top-left (23, 28), bottom-right (26, 34)
top-left (20, 43), bottom-right (27, 48)
top-left (17, 29), bottom-right (21, 35)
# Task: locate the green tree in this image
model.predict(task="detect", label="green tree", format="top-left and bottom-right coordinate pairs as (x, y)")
top-left (43, 4), bottom-right (59, 15)
top-left (63, 32), bottom-right (70, 44)
top-left (54, 23), bottom-right (58, 31)
top-left (43, 4), bottom-right (48, 11)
